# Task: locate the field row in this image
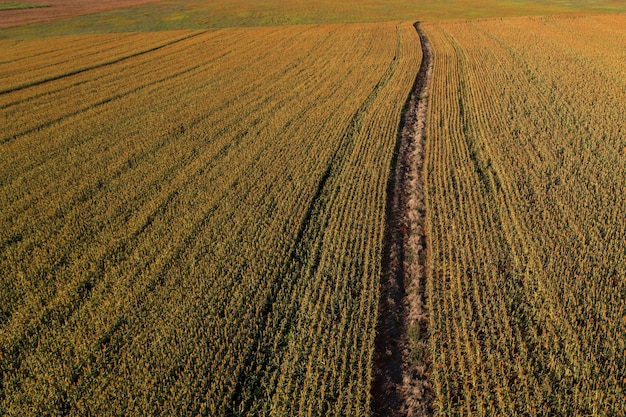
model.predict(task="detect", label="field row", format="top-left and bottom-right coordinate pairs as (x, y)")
top-left (424, 14), bottom-right (626, 416)
top-left (0, 23), bottom-right (421, 415)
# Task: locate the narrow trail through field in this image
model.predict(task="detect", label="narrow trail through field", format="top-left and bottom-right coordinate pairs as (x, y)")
top-left (372, 23), bottom-right (433, 417)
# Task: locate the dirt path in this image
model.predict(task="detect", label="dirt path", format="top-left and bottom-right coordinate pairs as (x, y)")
top-left (372, 22), bottom-right (433, 417)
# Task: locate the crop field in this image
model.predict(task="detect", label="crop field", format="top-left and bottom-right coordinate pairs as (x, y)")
top-left (3, 0), bottom-right (626, 37)
top-left (424, 14), bottom-right (626, 416)
top-left (0, 22), bottom-right (421, 415)
top-left (3, 0), bottom-right (626, 414)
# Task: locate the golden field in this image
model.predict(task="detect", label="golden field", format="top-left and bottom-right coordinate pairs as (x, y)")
top-left (0, 22), bottom-right (420, 415)
top-left (424, 14), bottom-right (626, 416)
top-left (2, 0), bottom-right (626, 414)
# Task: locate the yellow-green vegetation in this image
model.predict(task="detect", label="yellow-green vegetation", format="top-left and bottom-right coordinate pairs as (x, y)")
top-left (2, 0), bottom-right (626, 37)
top-left (424, 14), bottom-right (626, 415)
top-left (0, 22), bottom-right (421, 415)
top-left (0, 2), bottom-right (48, 11)
top-left (3, 0), bottom-right (626, 414)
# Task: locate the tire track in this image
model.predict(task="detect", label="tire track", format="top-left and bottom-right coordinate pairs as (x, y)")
top-left (373, 22), bottom-right (433, 417)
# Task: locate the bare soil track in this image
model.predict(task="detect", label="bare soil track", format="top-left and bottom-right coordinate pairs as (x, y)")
top-left (372, 22), bottom-right (433, 417)
top-left (0, 0), bottom-right (161, 28)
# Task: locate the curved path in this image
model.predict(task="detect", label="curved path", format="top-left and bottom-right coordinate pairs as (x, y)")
top-left (372, 22), bottom-right (433, 417)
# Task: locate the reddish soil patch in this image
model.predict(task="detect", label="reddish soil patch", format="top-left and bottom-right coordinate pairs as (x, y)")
top-left (0, 0), bottom-right (162, 29)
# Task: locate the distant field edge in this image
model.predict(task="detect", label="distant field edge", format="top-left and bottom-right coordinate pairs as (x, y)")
top-left (3, 0), bottom-right (626, 38)
top-left (0, 0), bottom-right (162, 30)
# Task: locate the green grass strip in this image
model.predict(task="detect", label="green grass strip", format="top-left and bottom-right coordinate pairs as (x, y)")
top-left (0, 2), bottom-right (50, 11)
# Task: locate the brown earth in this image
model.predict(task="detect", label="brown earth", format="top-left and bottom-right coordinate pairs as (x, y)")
top-left (372, 22), bottom-right (433, 417)
top-left (0, 0), bottom-right (162, 28)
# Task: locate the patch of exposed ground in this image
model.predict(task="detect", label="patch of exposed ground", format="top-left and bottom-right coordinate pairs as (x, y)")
top-left (0, 0), bottom-right (161, 28)
top-left (372, 22), bottom-right (433, 417)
